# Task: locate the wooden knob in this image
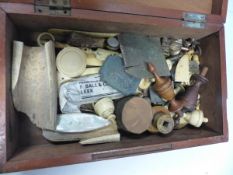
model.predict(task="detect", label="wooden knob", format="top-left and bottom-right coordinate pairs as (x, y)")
top-left (116, 97), bottom-right (153, 134)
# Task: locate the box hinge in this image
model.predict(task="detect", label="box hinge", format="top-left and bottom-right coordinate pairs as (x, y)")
top-left (183, 12), bottom-right (207, 29)
top-left (35, 0), bottom-right (71, 16)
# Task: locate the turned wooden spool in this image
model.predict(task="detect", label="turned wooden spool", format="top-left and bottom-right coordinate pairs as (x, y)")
top-left (168, 98), bottom-right (184, 114)
top-left (147, 62), bottom-right (175, 101)
top-left (116, 96), bottom-right (153, 134)
top-left (168, 67), bottom-right (208, 113)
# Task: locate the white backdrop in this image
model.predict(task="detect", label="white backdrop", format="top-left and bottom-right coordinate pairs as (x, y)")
top-left (4, 1), bottom-right (233, 175)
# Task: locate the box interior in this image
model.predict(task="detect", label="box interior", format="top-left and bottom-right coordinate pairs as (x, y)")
top-left (4, 12), bottom-right (224, 170)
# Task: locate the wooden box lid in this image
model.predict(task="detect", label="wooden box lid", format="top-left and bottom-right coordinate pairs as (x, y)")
top-left (3, 0), bottom-right (228, 24)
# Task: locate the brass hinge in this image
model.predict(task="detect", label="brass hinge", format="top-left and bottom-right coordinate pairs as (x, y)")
top-left (183, 12), bottom-right (207, 29)
top-left (35, 0), bottom-right (71, 16)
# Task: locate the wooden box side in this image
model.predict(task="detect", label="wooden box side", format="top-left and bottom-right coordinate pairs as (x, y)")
top-left (0, 3), bottom-right (228, 173)
top-left (0, 8), bottom-right (7, 171)
top-left (0, 8), bottom-right (19, 172)
top-left (2, 0), bottom-right (228, 23)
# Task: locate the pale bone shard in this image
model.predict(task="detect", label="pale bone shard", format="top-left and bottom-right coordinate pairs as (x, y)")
top-left (79, 133), bottom-right (120, 145)
top-left (12, 41), bottom-right (57, 130)
top-left (59, 74), bottom-right (123, 113)
top-left (82, 48), bottom-right (120, 66)
top-left (166, 59), bottom-right (173, 71)
top-left (42, 121), bottom-right (118, 142)
top-left (175, 51), bottom-right (194, 85)
top-left (85, 53), bottom-right (103, 66)
top-left (138, 78), bottom-right (151, 90)
top-left (11, 41), bottom-right (23, 91)
top-left (48, 28), bottom-right (118, 38)
top-left (56, 113), bottom-right (110, 133)
top-left (193, 54), bottom-right (200, 65)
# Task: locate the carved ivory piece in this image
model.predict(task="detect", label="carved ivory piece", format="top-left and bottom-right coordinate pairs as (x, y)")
top-left (175, 110), bottom-right (208, 129)
top-left (93, 98), bottom-right (116, 122)
top-left (175, 50), bottom-right (194, 85)
top-left (12, 41), bottom-right (57, 130)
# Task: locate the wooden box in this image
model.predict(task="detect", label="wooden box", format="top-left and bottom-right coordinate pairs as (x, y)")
top-left (0, 0), bottom-right (228, 172)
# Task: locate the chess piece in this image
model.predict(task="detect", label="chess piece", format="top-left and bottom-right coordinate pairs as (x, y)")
top-left (175, 110), bottom-right (208, 129)
top-left (147, 62), bottom-right (175, 101)
top-left (93, 98), bottom-right (116, 123)
top-left (181, 67), bottom-right (208, 112)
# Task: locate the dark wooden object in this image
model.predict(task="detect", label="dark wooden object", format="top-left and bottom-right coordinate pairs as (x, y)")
top-left (182, 67), bottom-right (209, 112)
top-left (67, 32), bottom-right (105, 48)
top-left (0, 1), bottom-right (228, 173)
top-left (168, 98), bottom-right (184, 113)
top-left (116, 97), bottom-right (153, 134)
